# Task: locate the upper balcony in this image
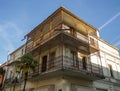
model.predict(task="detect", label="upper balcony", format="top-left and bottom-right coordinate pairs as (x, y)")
top-left (26, 26), bottom-right (99, 55)
top-left (89, 36), bottom-right (99, 53)
top-left (28, 56), bottom-right (104, 81)
top-left (25, 7), bottom-right (99, 54)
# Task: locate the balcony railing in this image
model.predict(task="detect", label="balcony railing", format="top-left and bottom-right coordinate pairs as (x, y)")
top-left (26, 29), bottom-right (89, 53)
top-left (4, 78), bottom-right (20, 85)
top-left (89, 36), bottom-right (98, 48)
top-left (28, 56), bottom-right (104, 80)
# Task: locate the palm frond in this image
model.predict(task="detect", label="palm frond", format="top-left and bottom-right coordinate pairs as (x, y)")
top-left (19, 54), bottom-right (38, 72)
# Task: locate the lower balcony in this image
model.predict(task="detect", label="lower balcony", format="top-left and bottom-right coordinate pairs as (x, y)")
top-left (4, 78), bottom-right (21, 87)
top-left (28, 56), bottom-right (105, 81)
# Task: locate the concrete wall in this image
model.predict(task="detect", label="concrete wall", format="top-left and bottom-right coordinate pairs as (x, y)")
top-left (9, 45), bottom-right (25, 62)
top-left (98, 39), bottom-right (120, 80)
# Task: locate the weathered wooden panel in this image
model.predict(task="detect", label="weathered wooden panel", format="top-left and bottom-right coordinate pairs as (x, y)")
top-left (62, 11), bottom-right (96, 35)
top-left (42, 23), bottom-right (50, 34)
top-left (52, 12), bottom-right (62, 28)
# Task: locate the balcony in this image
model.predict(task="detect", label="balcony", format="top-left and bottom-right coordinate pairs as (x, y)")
top-left (28, 56), bottom-right (105, 81)
top-left (26, 28), bottom-right (90, 54)
top-left (4, 77), bottom-right (21, 87)
top-left (89, 36), bottom-right (99, 53)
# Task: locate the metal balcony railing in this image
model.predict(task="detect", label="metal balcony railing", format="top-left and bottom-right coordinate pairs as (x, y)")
top-left (4, 77), bottom-right (20, 84)
top-left (28, 56), bottom-right (103, 78)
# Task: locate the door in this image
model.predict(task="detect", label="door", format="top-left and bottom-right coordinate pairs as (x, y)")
top-left (49, 52), bottom-right (55, 69)
top-left (71, 51), bottom-right (77, 67)
top-left (82, 56), bottom-right (87, 70)
top-left (41, 56), bottom-right (47, 72)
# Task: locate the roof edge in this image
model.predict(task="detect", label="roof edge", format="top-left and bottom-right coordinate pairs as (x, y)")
top-left (25, 6), bottom-right (99, 37)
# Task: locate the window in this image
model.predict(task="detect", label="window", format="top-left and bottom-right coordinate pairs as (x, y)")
top-left (108, 64), bottom-right (113, 77)
top-left (13, 54), bottom-right (15, 60)
top-left (71, 51), bottom-right (77, 66)
top-left (41, 56), bottom-right (47, 72)
top-left (82, 56), bottom-right (87, 70)
top-left (49, 52), bottom-right (55, 69)
top-left (21, 49), bottom-right (25, 55)
top-left (90, 37), bottom-right (95, 46)
top-left (90, 37), bottom-right (98, 47)
top-left (10, 71), bottom-right (12, 78)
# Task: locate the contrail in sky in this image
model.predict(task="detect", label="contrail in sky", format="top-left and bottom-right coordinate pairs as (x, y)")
top-left (98, 12), bottom-right (120, 31)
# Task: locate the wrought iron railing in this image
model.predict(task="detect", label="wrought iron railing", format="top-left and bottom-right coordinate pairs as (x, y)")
top-left (28, 56), bottom-right (103, 77)
top-left (4, 77), bottom-right (20, 84)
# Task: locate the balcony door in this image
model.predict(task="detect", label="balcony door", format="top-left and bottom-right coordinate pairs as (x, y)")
top-left (41, 55), bottom-right (47, 72)
top-left (71, 51), bottom-right (77, 67)
top-left (49, 52), bottom-right (55, 69)
top-left (82, 56), bottom-right (87, 70)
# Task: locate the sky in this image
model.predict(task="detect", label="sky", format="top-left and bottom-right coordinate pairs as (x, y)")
top-left (0, 0), bottom-right (120, 64)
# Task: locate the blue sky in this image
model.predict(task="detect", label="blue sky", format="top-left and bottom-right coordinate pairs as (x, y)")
top-left (0, 0), bottom-right (120, 64)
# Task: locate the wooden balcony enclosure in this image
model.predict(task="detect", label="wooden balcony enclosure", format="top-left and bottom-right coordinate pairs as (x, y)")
top-left (25, 7), bottom-right (99, 54)
top-left (26, 27), bottom-right (99, 55)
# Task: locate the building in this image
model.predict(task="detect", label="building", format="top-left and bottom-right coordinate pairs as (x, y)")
top-left (3, 44), bottom-right (25, 91)
top-left (0, 62), bottom-right (6, 90)
top-left (94, 39), bottom-right (120, 91)
top-left (3, 7), bottom-right (120, 91)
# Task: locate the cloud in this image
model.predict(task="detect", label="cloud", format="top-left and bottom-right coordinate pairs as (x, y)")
top-left (111, 34), bottom-right (120, 44)
top-left (114, 40), bottom-right (120, 47)
top-left (98, 12), bottom-right (120, 31)
top-left (0, 22), bottom-right (24, 53)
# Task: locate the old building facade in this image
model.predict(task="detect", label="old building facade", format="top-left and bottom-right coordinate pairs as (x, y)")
top-left (3, 7), bottom-right (120, 91)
